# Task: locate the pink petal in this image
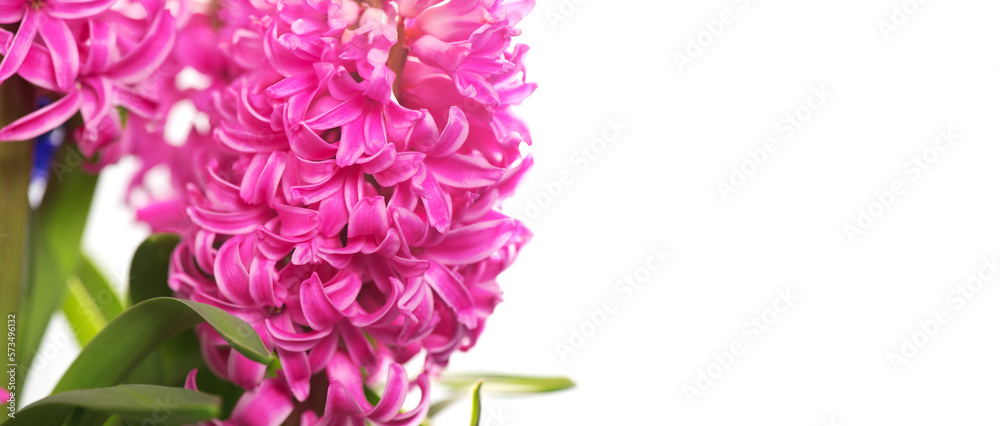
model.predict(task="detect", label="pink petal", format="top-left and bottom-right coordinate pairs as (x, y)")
top-left (277, 348), bottom-right (311, 402)
top-left (227, 378), bottom-right (294, 426)
top-left (325, 380), bottom-right (366, 418)
top-left (213, 239), bottom-right (254, 305)
top-left (423, 219), bottom-right (517, 264)
top-left (265, 316), bottom-right (331, 352)
top-left (426, 106), bottom-right (469, 157)
top-left (188, 205), bottom-right (273, 234)
top-left (0, 89), bottom-right (82, 141)
top-left (336, 119), bottom-right (365, 167)
top-left (317, 184), bottom-right (349, 236)
top-left (325, 271), bottom-right (362, 311)
top-left (374, 151), bottom-right (425, 187)
top-left (347, 196), bottom-right (389, 238)
top-left (46, 0), bottom-right (115, 18)
top-left (379, 373), bottom-right (430, 426)
top-left (367, 363), bottom-right (408, 421)
top-left (5, 35), bottom-right (58, 91)
top-left (303, 95), bottom-right (365, 130)
top-left (239, 151), bottom-right (287, 206)
top-left (227, 351), bottom-right (267, 390)
top-left (249, 256), bottom-right (280, 307)
top-left (341, 277), bottom-right (401, 327)
top-left (80, 77), bottom-right (111, 123)
top-left (0, 7), bottom-right (39, 85)
top-left (215, 125), bottom-right (288, 153)
top-left (184, 369), bottom-right (199, 391)
top-left (36, 15), bottom-right (78, 90)
top-left (104, 11), bottom-right (176, 83)
top-left (299, 273), bottom-right (341, 330)
top-left (363, 104), bottom-right (387, 154)
top-left (292, 156), bottom-right (337, 184)
top-left (424, 261), bottom-right (476, 328)
top-left (255, 225), bottom-right (300, 260)
top-left (275, 203), bottom-right (319, 236)
top-left (306, 334), bottom-right (339, 374)
top-left (288, 123), bottom-right (338, 161)
top-left (0, 4), bottom-right (24, 23)
top-left (82, 20), bottom-right (113, 74)
top-left (337, 324), bottom-right (375, 365)
top-left (356, 143), bottom-right (396, 175)
top-left (410, 164), bottom-right (451, 232)
top-left (425, 154), bottom-right (504, 188)
top-left (267, 72), bottom-right (317, 99)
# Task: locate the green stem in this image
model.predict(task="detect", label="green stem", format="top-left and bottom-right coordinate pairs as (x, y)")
top-left (0, 76), bottom-right (35, 409)
top-left (20, 136), bottom-right (99, 396)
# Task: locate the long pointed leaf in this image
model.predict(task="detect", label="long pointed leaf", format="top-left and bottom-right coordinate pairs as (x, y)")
top-left (22, 142), bottom-right (98, 392)
top-left (62, 275), bottom-right (108, 345)
top-left (439, 374), bottom-right (575, 395)
top-left (128, 233), bottom-right (180, 304)
top-left (54, 297), bottom-right (272, 393)
top-left (0, 384), bottom-right (220, 426)
top-left (76, 254), bottom-right (125, 320)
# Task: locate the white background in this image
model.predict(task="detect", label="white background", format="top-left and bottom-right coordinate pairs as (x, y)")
top-left (26, 0), bottom-right (1000, 425)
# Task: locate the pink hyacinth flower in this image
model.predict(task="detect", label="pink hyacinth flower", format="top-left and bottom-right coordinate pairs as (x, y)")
top-left (0, 0), bottom-right (115, 90)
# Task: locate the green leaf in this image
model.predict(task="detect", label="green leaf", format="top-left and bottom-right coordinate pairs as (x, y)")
top-left (21, 143), bottom-right (99, 390)
top-left (63, 254), bottom-right (127, 346)
top-left (0, 384), bottom-right (220, 426)
top-left (439, 374), bottom-right (575, 395)
top-left (54, 297), bottom-right (272, 393)
top-left (128, 233), bottom-right (180, 305)
top-left (76, 254), bottom-right (125, 320)
top-left (469, 380), bottom-right (484, 426)
top-left (62, 275), bottom-right (108, 345)
top-left (124, 234), bottom-right (209, 389)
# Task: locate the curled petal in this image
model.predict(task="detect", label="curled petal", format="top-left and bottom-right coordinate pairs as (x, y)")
top-left (425, 154), bottom-right (504, 188)
top-left (214, 239), bottom-right (254, 305)
top-left (410, 165), bottom-right (450, 232)
top-left (299, 273), bottom-right (342, 330)
top-left (424, 261), bottom-right (476, 328)
top-left (188, 205), bottom-right (273, 234)
top-left (275, 203), bottom-right (319, 236)
top-left (36, 15), bottom-right (78, 90)
top-left (289, 123), bottom-right (338, 161)
top-left (277, 348), bottom-right (311, 402)
top-left (367, 363), bottom-right (408, 421)
top-left (374, 151), bottom-right (425, 187)
top-left (228, 351), bottom-right (267, 390)
top-left (240, 151), bottom-right (287, 206)
top-left (347, 196), bottom-right (389, 238)
top-left (303, 95), bottom-right (365, 130)
top-left (265, 317), bottom-right (331, 352)
top-left (426, 106), bottom-right (469, 157)
top-left (249, 256), bottom-right (280, 307)
top-left (0, 8), bottom-right (39, 86)
top-left (0, 89), bottom-right (81, 141)
top-left (227, 378), bottom-right (295, 426)
top-left (46, 0), bottom-right (115, 18)
top-left (104, 11), bottom-right (176, 83)
top-left (423, 219), bottom-right (517, 264)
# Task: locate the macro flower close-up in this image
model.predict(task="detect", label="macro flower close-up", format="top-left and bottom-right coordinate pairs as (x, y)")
top-left (6, 1), bottom-right (1000, 425)
top-left (1, 0), bottom-right (567, 425)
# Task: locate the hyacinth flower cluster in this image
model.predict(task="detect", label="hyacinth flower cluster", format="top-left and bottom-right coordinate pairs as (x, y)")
top-left (1, 0), bottom-right (538, 424)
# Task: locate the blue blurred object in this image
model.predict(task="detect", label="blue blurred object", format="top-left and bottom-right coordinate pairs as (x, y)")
top-left (30, 97), bottom-right (65, 182)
